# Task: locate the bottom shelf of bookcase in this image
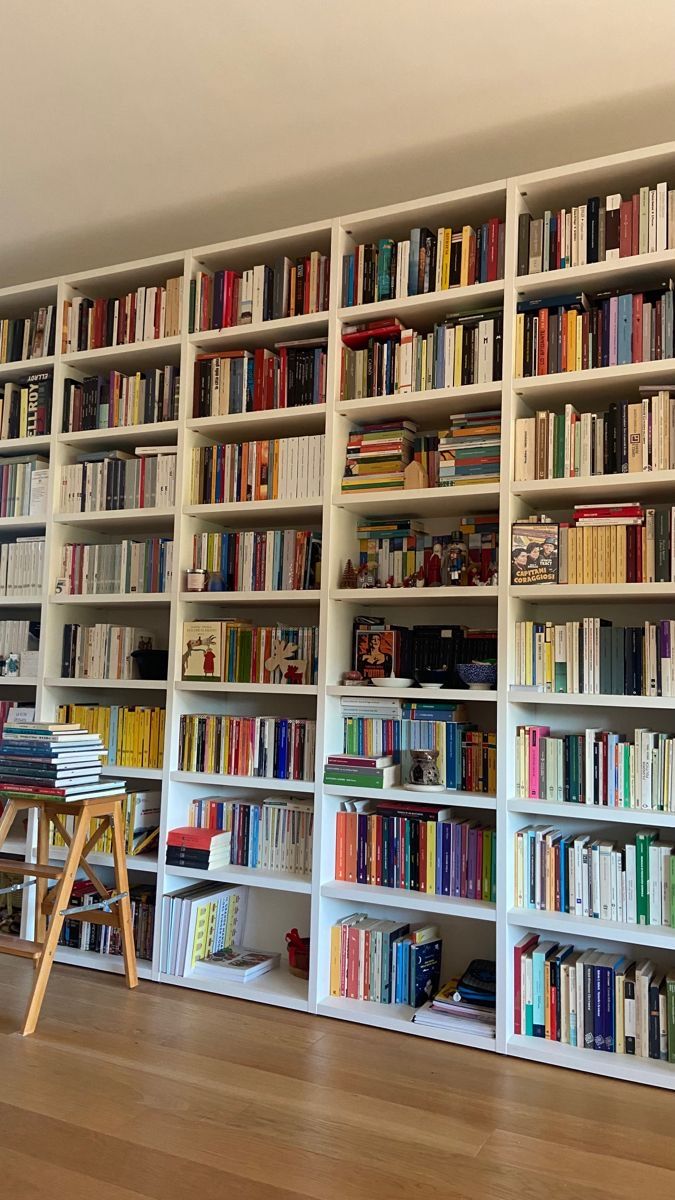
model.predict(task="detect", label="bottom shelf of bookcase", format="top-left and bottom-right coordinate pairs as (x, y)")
top-left (55, 946), bottom-right (153, 980)
top-left (159, 964), bottom-right (309, 1011)
top-left (508, 1034), bottom-right (675, 1090)
top-left (317, 995), bottom-right (496, 1051)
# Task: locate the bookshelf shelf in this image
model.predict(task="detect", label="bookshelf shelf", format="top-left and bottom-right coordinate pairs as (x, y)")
top-left (48, 844), bottom-right (159, 874)
top-left (508, 908), bottom-right (675, 950)
top-left (165, 863), bottom-right (312, 894)
top-left (335, 484), bottom-right (500, 519)
top-left (5, 142), bottom-right (675, 1087)
top-left (0, 677), bottom-right (36, 687)
top-left (170, 770), bottom-right (314, 793)
top-left (321, 881), bottom-right (496, 921)
top-left (507, 798), bottom-right (675, 826)
top-left (55, 946), bottom-right (153, 979)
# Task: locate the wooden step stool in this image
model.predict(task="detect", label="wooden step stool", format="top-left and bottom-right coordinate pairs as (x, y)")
top-left (0, 792), bottom-right (138, 1035)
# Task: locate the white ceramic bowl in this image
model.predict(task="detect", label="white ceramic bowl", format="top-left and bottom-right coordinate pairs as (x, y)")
top-left (371, 677), bottom-right (414, 688)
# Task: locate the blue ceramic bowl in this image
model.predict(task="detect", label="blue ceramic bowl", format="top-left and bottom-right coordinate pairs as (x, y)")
top-left (457, 661), bottom-right (497, 690)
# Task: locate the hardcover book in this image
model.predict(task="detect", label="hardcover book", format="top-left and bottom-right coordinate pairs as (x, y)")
top-left (181, 621), bottom-right (222, 681)
top-left (511, 521), bottom-right (559, 585)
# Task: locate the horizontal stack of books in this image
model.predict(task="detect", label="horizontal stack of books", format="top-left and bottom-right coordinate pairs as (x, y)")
top-left (515, 825), bottom-right (675, 926)
top-left (60, 623), bottom-right (163, 681)
top-left (515, 284), bottom-right (675, 377)
top-left (190, 435), bottom-right (324, 504)
top-left (58, 448), bottom-right (177, 513)
top-left (324, 753), bottom-right (400, 790)
top-left (190, 529), bottom-right (321, 593)
top-left (514, 933), bottom-right (675, 1061)
top-left (514, 387), bottom-right (675, 481)
top-left (62, 366), bottom-right (180, 431)
top-left (181, 619), bottom-right (318, 686)
top-left (56, 703), bottom-right (165, 769)
top-left (0, 536), bottom-right (45, 597)
top-left (438, 410), bottom-right (501, 487)
top-left (329, 912), bottom-right (442, 1007)
top-left (0, 306), bottom-right (56, 363)
top-left (178, 713), bottom-right (316, 782)
top-left (193, 339), bottom-right (327, 416)
top-left (342, 420), bottom-right (416, 493)
top-left (341, 218), bottom-right (505, 305)
top-left (0, 373), bottom-right (52, 438)
top-left (189, 252), bottom-right (330, 332)
top-left (57, 537), bottom-right (173, 595)
top-left (413, 962), bottom-right (496, 1036)
top-left (335, 798), bottom-right (496, 900)
top-left (188, 795), bottom-right (313, 876)
top-left (0, 720), bottom-right (124, 804)
top-left (0, 455), bottom-right (48, 518)
top-left (518, 183), bottom-right (675, 275)
top-left (160, 882), bottom-right (249, 976)
top-left (166, 826), bottom-right (232, 872)
top-left (62, 279), bottom-right (183, 351)
top-left (515, 724), bottom-right (675, 811)
top-left (513, 617), bottom-right (675, 696)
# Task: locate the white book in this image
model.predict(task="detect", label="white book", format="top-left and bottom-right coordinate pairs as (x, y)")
top-left (578, 204), bottom-right (587, 266)
top-left (669, 191), bottom-right (675, 250)
top-left (605, 194), bottom-right (621, 259)
top-left (648, 188), bottom-right (658, 253)
top-left (396, 241), bottom-right (410, 299)
top-left (657, 182), bottom-right (668, 251)
top-left (252, 265), bottom-right (265, 325)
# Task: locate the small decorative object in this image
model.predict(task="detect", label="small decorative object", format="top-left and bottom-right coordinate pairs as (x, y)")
top-left (385, 575), bottom-right (395, 588)
top-left (207, 573), bottom-right (226, 591)
top-left (488, 563), bottom-right (498, 587)
top-left (0, 657), bottom-right (6, 677)
top-left (442, 532), bottom-right (468, 587)
top-left (185, 568), bottom-right (208, 592)
top-left (265, 636), bottom-right (306, 684)
top-left (357, 563), bottom-right (376, 588)
top-left (284, 662), bottom-right (306, 685)
top-left (372, 676), bottom-right (414, 688)
top-left (415, 566), bottom-right (426, 588)
top-left (286, 928), bottom-right (310, 980)
top-left (403, 573), bottom-right (416, 588)
top-left (130, 647), bottom-right (169, 680)
top-left (342, 669), bottom-right (363, 686)
top-left (405, 748), bottom-right (444, 792)
top-left (425, 542), bottom-right (442, 586)
top-left (511, 520), bottom-right (559, 586)
top-left (340, 559), bottom-right (358, 589)
top-left (404, 460), bottom-right (428, 490)
top-left (5, 654), bottom-right (19, 677)
top-left (457, 660), bottom-right (498, 690)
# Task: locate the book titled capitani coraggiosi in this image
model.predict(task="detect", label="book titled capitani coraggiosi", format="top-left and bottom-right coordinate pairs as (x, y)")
top-left (511, 521), bottom-right (559, 585)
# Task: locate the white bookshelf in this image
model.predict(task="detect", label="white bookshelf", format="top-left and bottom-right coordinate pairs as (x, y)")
top-left (3, 141), bottom-right (675, 1087)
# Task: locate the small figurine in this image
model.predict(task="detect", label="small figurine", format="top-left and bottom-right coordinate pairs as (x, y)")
top-left (415, 566), bottom-right (426, 588)
top-left (340, 559), bottom-right (358, 589)
top-left (342, 669), bottom-right (364, 686)
top-left (402, 573), bottom-right (416, 588)
top-left (443, 531), bottom-right (468, 587)
top-left (404, 460), bottom-right (428, 490)
top-left (357, 563), bottom-right (376, 589)
top-left (426, 542), bottom-right (442, 587)
top-left (385, 575), bottom-right (395, 588)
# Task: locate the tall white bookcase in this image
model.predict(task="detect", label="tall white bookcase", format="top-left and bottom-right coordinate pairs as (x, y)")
top-left (1, 141), bottom-right (675, 1089)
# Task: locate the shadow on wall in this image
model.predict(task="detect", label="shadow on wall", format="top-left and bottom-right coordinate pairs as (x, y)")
top-left (6, 79), bottom-right (675, 284)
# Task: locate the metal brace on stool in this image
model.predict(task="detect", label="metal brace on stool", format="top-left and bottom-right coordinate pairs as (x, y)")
top-left (59, 891), bottom-right (128, 918)
top-left (0, 879), bottom-right (36, 896)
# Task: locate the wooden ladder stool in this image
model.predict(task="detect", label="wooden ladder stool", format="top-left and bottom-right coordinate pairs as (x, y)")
top-left (0, 792), bottom-right (138, 1035)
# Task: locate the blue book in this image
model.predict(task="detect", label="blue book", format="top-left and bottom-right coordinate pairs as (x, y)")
top-left (617, 293), bottom-right (633, 364)
top-left (409, 939), bottom-right (442, 1008)
top-left (408, 229), bottom-right (421, 296)
top-left (532, 940), bottom-right (559, 1038)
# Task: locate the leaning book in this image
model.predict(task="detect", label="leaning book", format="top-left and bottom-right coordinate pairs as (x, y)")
top-left (511, 520), bottom-right (559, 585)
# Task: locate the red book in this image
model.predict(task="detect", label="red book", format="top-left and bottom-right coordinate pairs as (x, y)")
top-left (347, 925), bottom-right (360, 998)
top-left (632, 192), bottom-right (640, 255)
top-left (537, 307), bottom-right (548, 375)
top-left (279, 346), bottom-right (288, 407)
top-left (335, 810), bottom-right (346, 879)
top-left (167, 826), bottom-right (226, 849)
top-left (619, 200), bottom-right (633, 257)
top-left (514, 933), bottom-right (539, 1035)
top-left (467, 233), bottom-right (477, 287)
top-left (487, 217), bottom-right (500, 282)
top-left (253, 349), bottom-right (265, 411)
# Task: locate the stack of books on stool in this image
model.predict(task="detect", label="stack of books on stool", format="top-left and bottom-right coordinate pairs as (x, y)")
top-left (0, 721), bottom-right (125, 802)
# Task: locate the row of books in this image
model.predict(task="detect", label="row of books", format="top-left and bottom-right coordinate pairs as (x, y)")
top-left (192, 341), bottom-right (327, 417)
top-left (58, 449), bottom-right (177, 513)
top-left (518, 185), bottom-right (675, 276)
top-left (62, 278), bottom-right (183, 352)
top-left (329, 912), bottom-right (442, 1007)
top-left (160, 882), bottom-right (250, 978)
top-left (178, 713), bottom-right (316, 782)
top-left (0, 619), bottom-right (38, 670)
top-left (513, 618), bottom-right (675, 697)
top-left (62, 367), bottom-right (180, 432)
top-left (353, 516), bottom-right (498, 588)
top-left (334, 798), bottom-right (496, 900)
top-left (0, 455), bottom-right (48, 518)
top-left (514, 389), bottom-right (675, 481)
top-left (58, 881), bottom-right (155, 960)
top-left (515, 724), bottom-right (675, 812)
top-left (190, 529), bottom-right (321, 593)
top-left (179, 793), bottom-right (314, 876)
top-left (438, 410), bottom-right (501, 488)
top-left (350, 619), bottom-right (497, 686)
top-left (0, 702), bottom-right (32, 739)
top-left (0, 373), bottom-right (52, 439)
top-left (181, 619), bottom-right (318, 686)
top-left (340, 219), bottom-right (505, 306)
top-left (0, 307), bottom-right (56, 363)
top-left (189, 435), bottom-right (324, 504)
top-left (511, 507), bottom-right (675, 587)
top-left (514, 284), bottom-right (675, 378)
top-left (56, 703), bottom-right (165, 769)
top-left (60, 623), bottom-right (161, 681)
top-left (51, 790), bottom-right (160, 858)
top-left (514, 932), bottom-right (675, 1061)
top-left (56, 536), bottom-right (173, 596)
top-left (338, 311), bottom-right (503, 401)
top-left (0, 536), bottom-right (44, 596)
top-left (514, 825), bottom-right (675, 927)
top-left (189, 253), bottom-right (330, 332)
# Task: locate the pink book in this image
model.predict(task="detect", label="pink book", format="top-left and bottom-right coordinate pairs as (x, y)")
top-left (528, 725), bottom-right (549, 800)
top-left (609, 295), bottom-right (619, 366)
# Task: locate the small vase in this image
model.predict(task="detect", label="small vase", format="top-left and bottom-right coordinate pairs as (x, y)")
top-left (405, 748), bottom-right (444, 792)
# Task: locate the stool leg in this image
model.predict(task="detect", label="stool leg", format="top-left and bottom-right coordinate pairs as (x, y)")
top-left (0, 800), bottom-right (17, 850)
top-left (110, 799), bottom-right (138, 989)
top-left (21, 811), bottom-right (89, 1036)
top-left (34, 810), bottom-right (50, 945)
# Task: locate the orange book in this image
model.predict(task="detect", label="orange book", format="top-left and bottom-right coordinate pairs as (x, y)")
top-left (345, 813), bottom-right (358, 882)
top-left (335, 810), bottom-right (347, 879)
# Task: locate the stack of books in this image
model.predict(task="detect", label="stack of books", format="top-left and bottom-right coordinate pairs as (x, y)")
top-left (189, 253), bottom-right (330, 332)
top-left (193, 946), bottom-right (280, 982)
top-left (341, 420), bottom-right (416, 493)
top-left (165, 826), bottom-right (232, 872)
top-left (160, 882), bottom-right (248, 976)
top-left (193, 340), bottom-right (327, 416)
top-left (0, 720), bottom-right (124, 804)
top-left (518, 183), bottom-right (675, 275)
top-left (438, 410), bottom-right (501, 487)
top-left (329, 912), bottom-right (443, 1006)
top-left (62, 366), bottom-right (180, 432)
top-left (56, 703), bottom-right (165, 770)
top-left (191, 529), bottom-right (321, 593)
top-left (62, 278), bottom-right (183, 351)
top-left (0, 306), bottom-right (56, 362)
top-left (323, 753), bottom-right (400, 790)
top-left (413, 960), bottom-right (496, 1036)
top-left (0, 373), bottom-right (52, 439)
top-left (512, 506), bottom-right (675, 586)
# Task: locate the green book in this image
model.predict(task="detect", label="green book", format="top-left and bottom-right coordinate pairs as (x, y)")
top-left (323, 771), bottom-right (385, 788)
top-left (636, 831), bottom-right (657, 925)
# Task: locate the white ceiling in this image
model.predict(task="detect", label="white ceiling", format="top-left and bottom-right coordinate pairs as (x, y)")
top-left (3, 0), bottom-right (675, 283)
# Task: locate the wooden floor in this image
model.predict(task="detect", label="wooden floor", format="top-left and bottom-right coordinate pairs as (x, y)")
top-left (1, 961), bottom-right (675, 1199)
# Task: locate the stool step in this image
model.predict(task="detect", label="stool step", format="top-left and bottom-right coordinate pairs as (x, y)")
top-left (0, 861), bottom-right (63, 879)
top-left (0, 932), bottom-right (42, 959)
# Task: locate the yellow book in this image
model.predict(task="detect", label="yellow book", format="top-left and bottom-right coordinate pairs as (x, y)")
top-left (441, 227), bottom-right (452, 289)
top-left (610, 524), bottom-right (618, 583)
top-left (575, 313), bottom-right (583, 372)
top-left (567, 526), bottom-right (576, 585)
top-left (545, 635), bottom-right (553, 689)
top-left (159, 708), bottom-right (165, 769)
top-left (426, 821), bottom-right (436, 894)
top-left (565, 311), bottom-right (575, 372)
top-left (514, 313), bottom-right (525, 377)
top-left (191, 901), bottom-right (212, 968)
top-left (453, 325), bottom-right (463, 387)
top-left (330, 925), bottom-right (342, 996)
top-left (460, 225), bottom-right (473, 287)
top-left (617, 525), bottom-right (627, 582)
top-left (576, 524), bottom-right (584, 583)
top-left (591, 526), bottom-right (599, 584)
top-left (19, 388), bottom-right (28, 438)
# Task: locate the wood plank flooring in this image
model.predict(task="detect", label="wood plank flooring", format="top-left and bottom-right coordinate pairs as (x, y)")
top-left (1, 958), bottom-right (674, 1199)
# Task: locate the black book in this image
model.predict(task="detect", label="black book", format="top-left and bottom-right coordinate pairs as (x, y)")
top-left (587, 197), bottom-right (600, 263)
top-left (517, 213), bottom-right (531, 276)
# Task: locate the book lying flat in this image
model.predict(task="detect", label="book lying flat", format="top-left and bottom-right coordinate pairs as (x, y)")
top-left (192, 947), bottom-right (280, 982)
